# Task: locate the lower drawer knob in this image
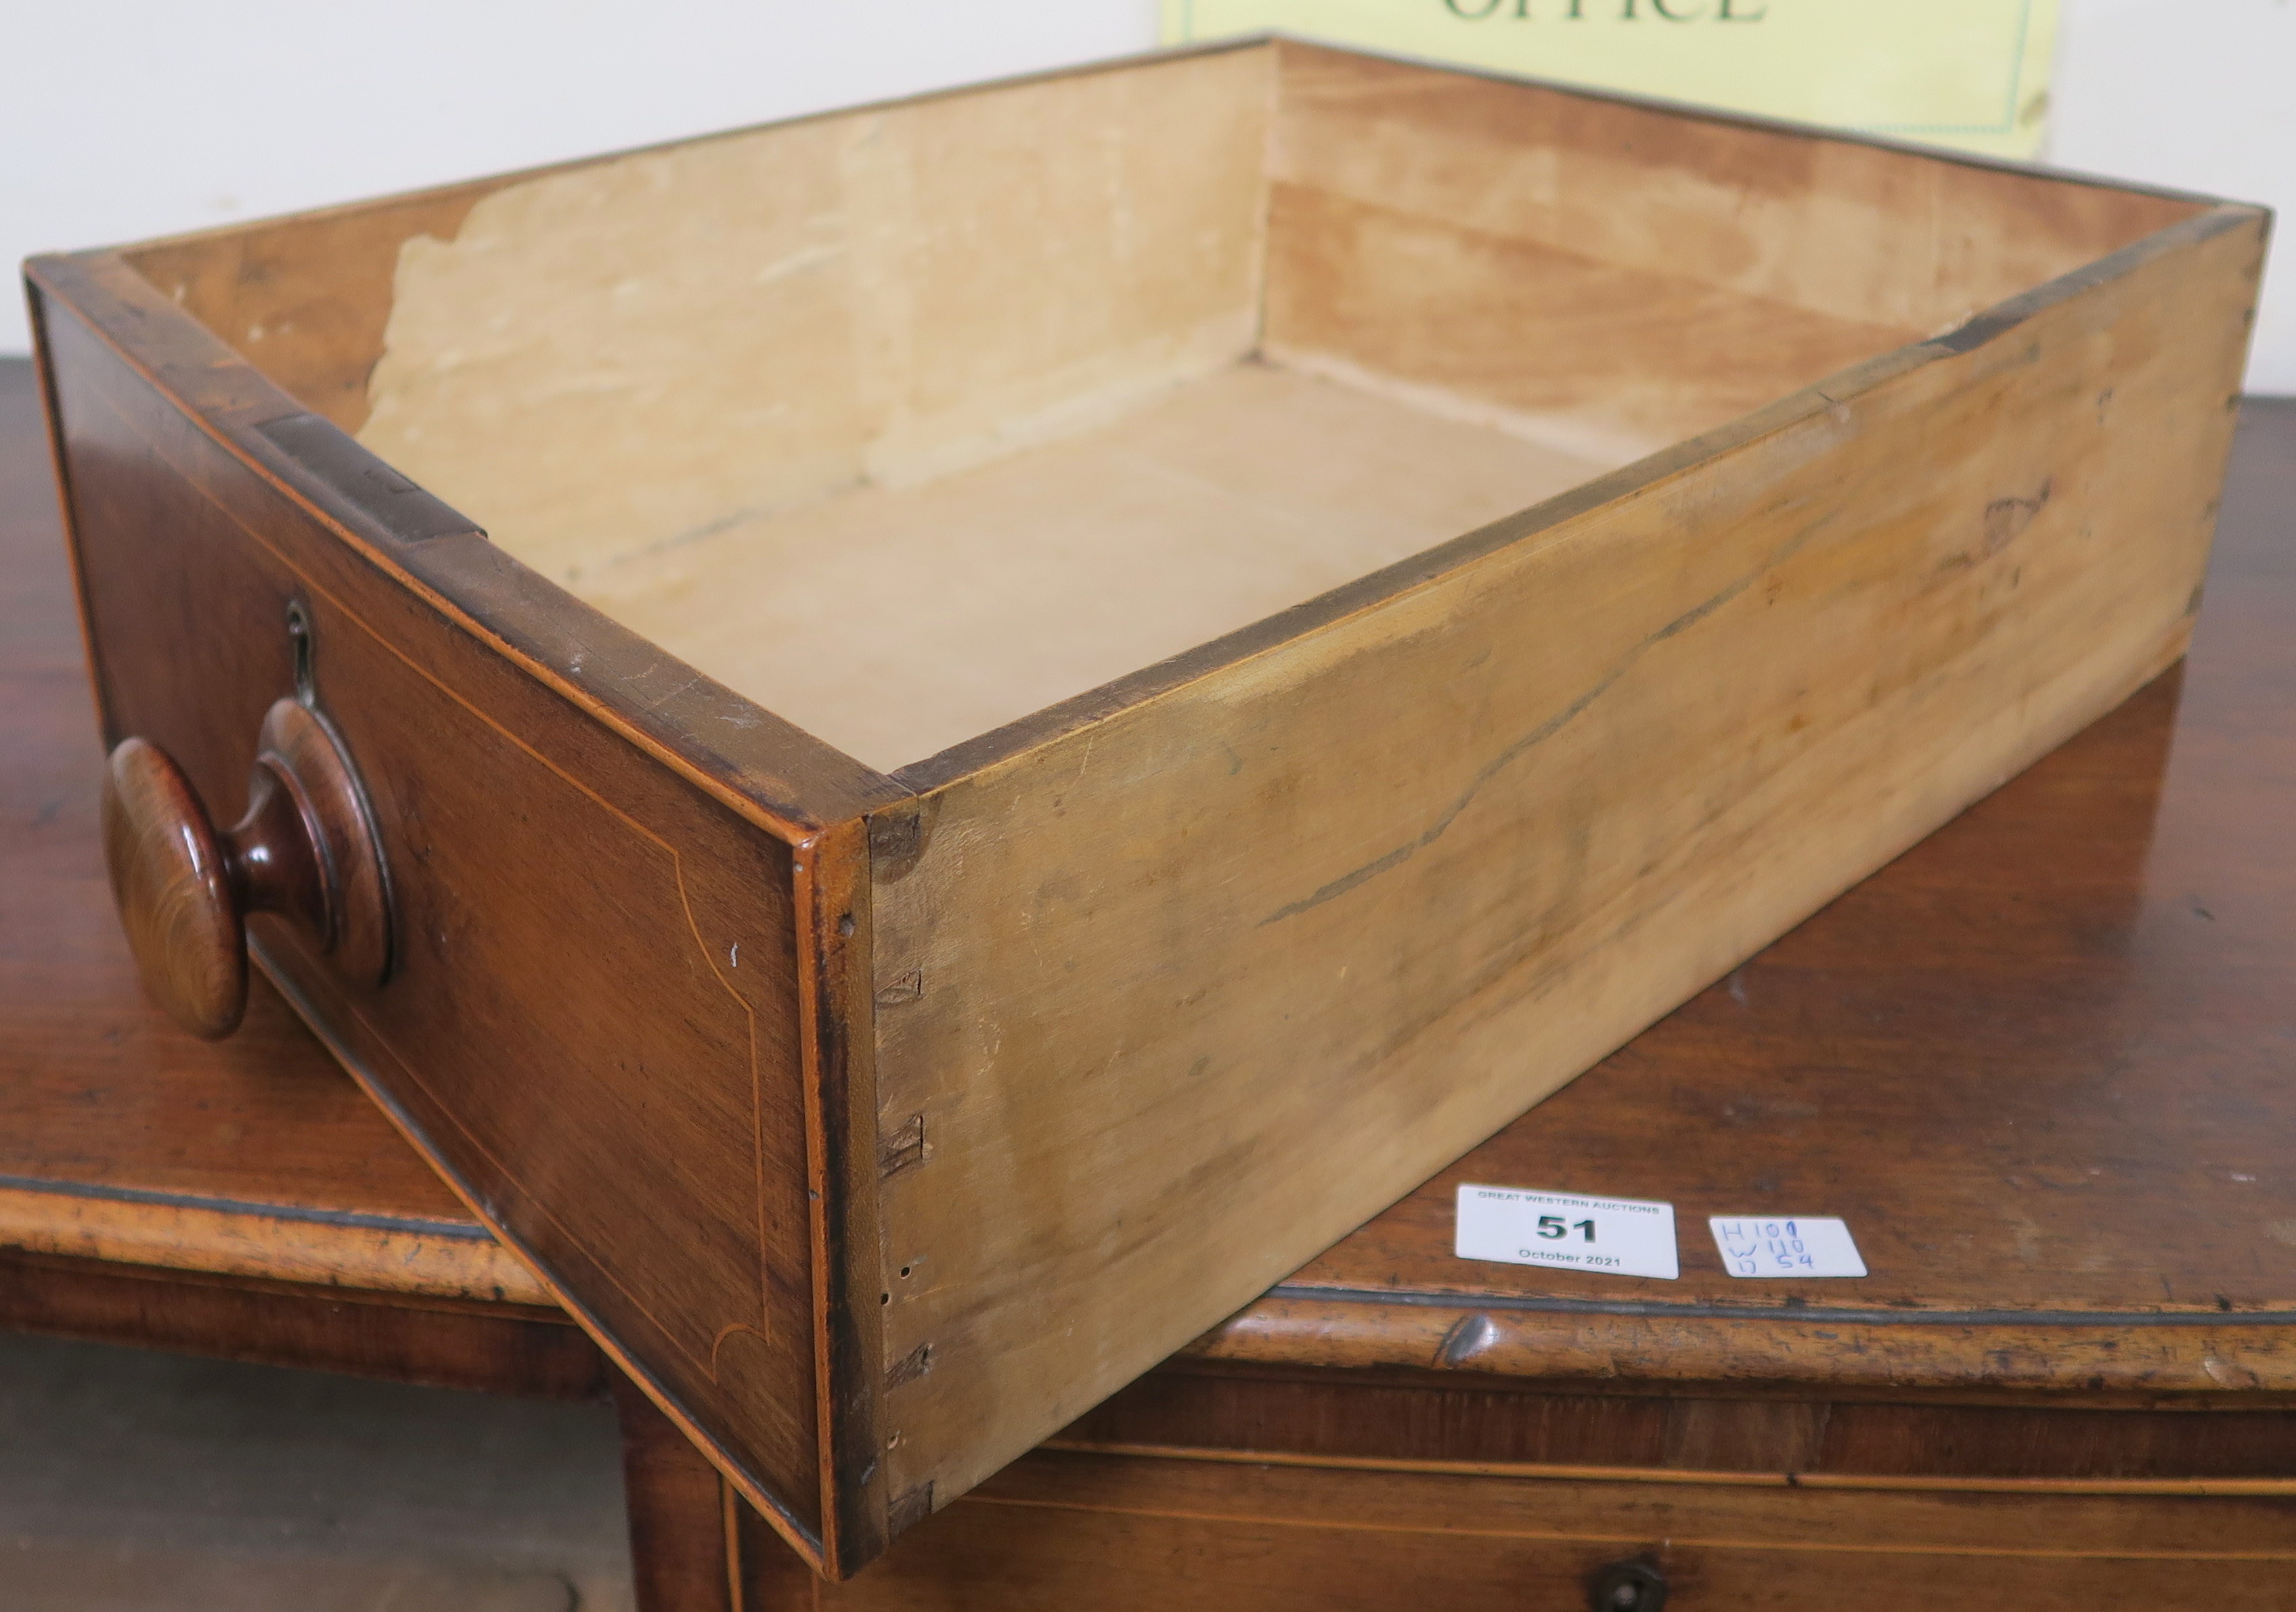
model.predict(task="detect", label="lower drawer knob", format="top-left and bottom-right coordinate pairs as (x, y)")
top-left (100, 697), bottom-right (390, 1039)
top-left (1590, 1557), bottom-right (1668, 1612)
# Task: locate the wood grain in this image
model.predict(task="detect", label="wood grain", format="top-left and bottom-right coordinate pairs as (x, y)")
top-left (97, 698), bottom-right (395, 1040)
top-left (772, 1446), bottom-right (2296, 1611)
top-left (0, 355), bottom-right (531, 1290)
top-left (1266, 43), bottom-right (2201, 394)
top-left (0, 1179), bottom-right (546, 1305)
top-left (579, 361), bottom-right (1613, 772)
top-left (969, 1444), bottom-right (2296, 1558)
top-left (96, 734), bottom-right (248, 1038)
top-left (27, 38), bottom-right (2272, 1577)
top-left (11, 377), bottom-right (2296, 1603)
top-left (617, 1372), bottom-right (743, 1612)
top-left (1061, 1362), bottom-right (2296, 1482)
top-left (866, 202), bottom-right (2266, 1511)
top-left (0, 1247), bottom-right (599, 1402)
top-left (1228, 404), bottom-right (2296, 1351)
top-left (124, 187), bottom-right (503, 434)
top-left (28, 275), bottom-right (840, 1561)
top-left (357, 48), bottom-right (1275, 593)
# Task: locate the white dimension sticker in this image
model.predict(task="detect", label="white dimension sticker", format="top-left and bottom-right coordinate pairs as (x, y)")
top-left (1709, 1216), bottom-right (1868, 1279)
top-left (1455, 1185), bottom-right (1679, 1279)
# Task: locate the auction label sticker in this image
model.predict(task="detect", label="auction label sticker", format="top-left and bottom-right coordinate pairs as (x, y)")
top-left (1455, 1185), bottom-right (1679, 1279)
top-left (1709, 1216), bottom-right (1868, 1278)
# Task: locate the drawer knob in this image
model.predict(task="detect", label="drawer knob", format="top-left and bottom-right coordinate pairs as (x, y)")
top-left (101, 697), bottom-right (390, 1039)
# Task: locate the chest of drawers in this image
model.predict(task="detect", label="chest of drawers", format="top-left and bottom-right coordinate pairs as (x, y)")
top-left (26, 39), bottom-right (2263, 1575)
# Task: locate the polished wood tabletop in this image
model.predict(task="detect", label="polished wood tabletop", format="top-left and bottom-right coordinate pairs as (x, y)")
top-left (5, 357), bottom-right (2294, 1473)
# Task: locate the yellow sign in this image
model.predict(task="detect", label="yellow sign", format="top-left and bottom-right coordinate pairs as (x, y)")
top-left (1162, 0), bottom-right (2056, 158)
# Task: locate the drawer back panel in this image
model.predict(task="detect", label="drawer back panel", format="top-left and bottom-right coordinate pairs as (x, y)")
top-left (1264, 43), bottom-right (2206, 457)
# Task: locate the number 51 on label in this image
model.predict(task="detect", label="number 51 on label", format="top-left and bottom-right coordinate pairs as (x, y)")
top-left (1453, 1185), bottom-right (1680, 1279)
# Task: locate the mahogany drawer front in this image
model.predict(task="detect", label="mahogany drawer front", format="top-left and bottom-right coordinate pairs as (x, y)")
top-left (31, 290), bottom-right (860, 1550)
top-left (27, 38), bottom-right (2268, 1580)
top-left (797, 1448), bottom-right (2296, 1612)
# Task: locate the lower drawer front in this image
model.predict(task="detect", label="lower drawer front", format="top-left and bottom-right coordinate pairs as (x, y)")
top-left (797, 1449), bottom-right (2296, 1611)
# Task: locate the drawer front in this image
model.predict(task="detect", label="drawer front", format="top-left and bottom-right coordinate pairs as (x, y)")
top-left (805, 1449), bottom-right (2296, 1612)
top-left (36, 284), bottom-right (832, 1546)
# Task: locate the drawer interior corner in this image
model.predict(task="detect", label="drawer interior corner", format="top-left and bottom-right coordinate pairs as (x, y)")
top-left (123, 40), bottom-right (2203, 776)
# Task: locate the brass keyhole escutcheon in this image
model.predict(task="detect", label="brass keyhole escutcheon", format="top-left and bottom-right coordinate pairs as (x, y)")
top-left (101, 696), bottom-right (391, 1039)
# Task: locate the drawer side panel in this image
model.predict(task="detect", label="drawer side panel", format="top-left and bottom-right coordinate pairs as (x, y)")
top-left (866, 210), bottom-right (2267, 1513)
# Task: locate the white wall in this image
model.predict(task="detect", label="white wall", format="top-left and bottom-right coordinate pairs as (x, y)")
top-left (4, 0), bottom-right (2289, 389)
top-left (0, 1), bottom-right (1157, 351)
top-left (2052, 0), bottom-right (2295, 391)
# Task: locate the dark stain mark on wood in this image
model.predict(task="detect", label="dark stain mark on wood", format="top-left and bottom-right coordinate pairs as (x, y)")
top-left (1983, 478), bottom-right (2053, 556)
top-left (866, 801), bottom-right (935, 885)
top-left (880, 1114), bottom-right (928, 1180)
top-left (887, 1341), bottom-right (933, 1388)
top-left (888, 1481), bottom-right (935, 1537)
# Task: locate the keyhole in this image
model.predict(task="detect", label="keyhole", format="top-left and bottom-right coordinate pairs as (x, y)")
top-left (1588, 1557), bottom-right (1667, 1612)
top-left (287, 601), bottom-right (315, 702)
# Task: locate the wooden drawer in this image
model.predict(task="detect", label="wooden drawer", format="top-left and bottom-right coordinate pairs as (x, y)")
top-left (778, 1447), bottom-right (2296, 1611)
top-left (26, 40), bottom-right (2264, 1577)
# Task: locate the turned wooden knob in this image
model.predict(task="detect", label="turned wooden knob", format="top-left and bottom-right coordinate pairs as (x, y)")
top-left (100, 698), bottom-right (391, 1039)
